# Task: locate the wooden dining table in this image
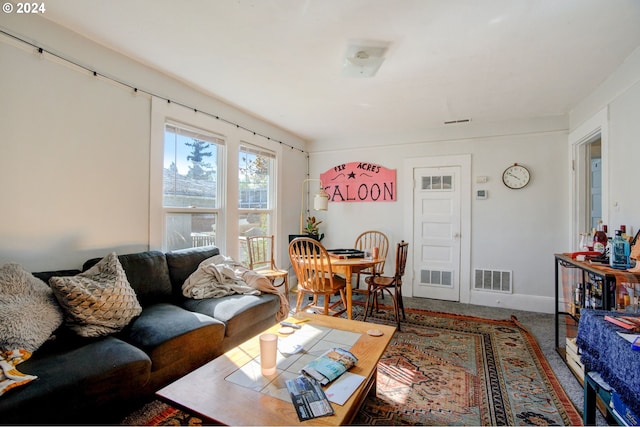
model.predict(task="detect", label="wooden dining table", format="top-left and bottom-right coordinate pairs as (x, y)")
top-left (327, 256), bottom-right (383, 319)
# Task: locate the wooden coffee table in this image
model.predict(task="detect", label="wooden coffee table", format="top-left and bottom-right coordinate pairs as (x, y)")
top-left (156, 313), bottom-right (396, 425)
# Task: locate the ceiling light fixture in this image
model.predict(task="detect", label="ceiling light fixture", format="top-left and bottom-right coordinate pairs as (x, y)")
top-left (342, 44), bottom-right (388, 78)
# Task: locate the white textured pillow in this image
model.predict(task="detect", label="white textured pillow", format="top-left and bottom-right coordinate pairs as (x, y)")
top-left (0, 263), bottom-right (63, 352)
top-left (49, 253), bottom-right (142, 338)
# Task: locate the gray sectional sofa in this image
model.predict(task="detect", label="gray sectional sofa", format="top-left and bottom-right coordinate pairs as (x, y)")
top-left (0, 245), bottom-right (282, 425)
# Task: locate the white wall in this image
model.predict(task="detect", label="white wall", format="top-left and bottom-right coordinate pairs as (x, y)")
top-left (0, 37), bottom-right (151, 270)
top-left (309, 119), bottom-right (569, 313)
top-left (571, 46), bottom-right (640, 238)
top-left (608, 80), bottom-right (640, 234)
top-left (0, 14), bottom-right (307, 272)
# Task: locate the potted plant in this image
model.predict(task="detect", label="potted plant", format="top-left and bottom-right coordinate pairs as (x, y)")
top-left (304, 216), bottom-right (325, 242)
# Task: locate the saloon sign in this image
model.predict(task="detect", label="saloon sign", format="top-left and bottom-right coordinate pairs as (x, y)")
top-left (320, 162), bottom-right (396, 202)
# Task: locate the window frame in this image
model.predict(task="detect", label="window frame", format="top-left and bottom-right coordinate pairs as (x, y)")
top-left (162, 121), bottom-right (226, 252)
top-left (569, 107), bottom-right (609, 251)
top-left (238, 143), bottom-right (276, 211)
top-left (237, 141), bottom-right (277, 263)
top-left (150, 97), bottom-right (284, 258)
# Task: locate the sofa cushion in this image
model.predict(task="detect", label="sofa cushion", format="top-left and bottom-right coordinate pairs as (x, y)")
top-left (32, 269), bottom-right (81, 283)
top-left (124, 303), bottom-right (220, 351)
top-left (120, 303), bottom-right (225, 389)
top-left (84, 251), bottom-right (173, 307)
top-left (165, 245), bottom-right (220, 299)
top-left (0, 335), bottom-right (150, 424)
top-left (181, 293), bottom-right (279, 339)
top-left (50, 253), bottom-right (142, 338)
top-left (0, 263), bottom-right (63, 353)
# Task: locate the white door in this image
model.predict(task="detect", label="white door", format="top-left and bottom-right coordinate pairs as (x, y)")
top-left (412, 166), bottom-right (461, 301)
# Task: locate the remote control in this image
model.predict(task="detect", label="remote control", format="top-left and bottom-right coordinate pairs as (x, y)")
top-left (278, 342), bottom-right (303, 355)
top-left (280, 321), bottom-right (301, 329)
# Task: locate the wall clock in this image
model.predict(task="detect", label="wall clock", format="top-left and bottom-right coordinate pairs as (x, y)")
top-left (502, 163), bottom-right (530, 189)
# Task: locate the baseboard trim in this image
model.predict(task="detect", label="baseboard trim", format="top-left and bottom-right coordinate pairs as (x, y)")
top-left (469, 291), bottom-right (555, 314)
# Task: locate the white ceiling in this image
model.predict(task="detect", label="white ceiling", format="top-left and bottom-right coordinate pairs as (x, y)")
top-left (42, 0), bottom-right (640, 143)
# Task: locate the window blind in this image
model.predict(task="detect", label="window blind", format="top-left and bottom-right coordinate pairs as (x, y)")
top-left (166, 121), bottom-right (225, 145)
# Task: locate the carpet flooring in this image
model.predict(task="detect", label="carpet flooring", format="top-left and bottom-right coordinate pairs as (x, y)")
top-left (399, 296), bottom-right (602, 425)
top-left (121, 294), bottom-right (593, 426)
top-left (352, 307), bottom-right (581, 425)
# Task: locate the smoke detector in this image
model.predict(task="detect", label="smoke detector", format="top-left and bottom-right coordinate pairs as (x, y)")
top-left (342, 44), bottom-right (388, 78)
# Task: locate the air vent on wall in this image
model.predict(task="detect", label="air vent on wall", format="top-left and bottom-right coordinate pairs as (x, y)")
top-left (420, 269), bottom-right (453, 287)
top-left (474, 268), bottom-right (512, 293)
top-left (444, 118), bottom-right (471, 125)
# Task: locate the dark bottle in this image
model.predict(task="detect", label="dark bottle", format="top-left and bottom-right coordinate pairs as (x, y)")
top-left (593, 222), bottom-right (608, 254)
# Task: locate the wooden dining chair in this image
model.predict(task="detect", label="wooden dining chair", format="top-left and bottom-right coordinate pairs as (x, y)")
top-left (288, 237), bottom-right (347, 316)
top-left (246, 235), bottom-right (289, 295)
top-left (353, 230), bottom-right (389, 290)
top-left (363, 240), bottom-right (409, 330)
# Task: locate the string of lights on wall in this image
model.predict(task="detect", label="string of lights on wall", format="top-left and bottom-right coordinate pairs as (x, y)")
top-left (1, 29), bottom-right (307, 154)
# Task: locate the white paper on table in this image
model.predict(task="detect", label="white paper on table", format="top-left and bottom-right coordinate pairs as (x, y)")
top-left (617, 332), bottom-right (640, 343)
top-left (323, 372), bottom-right (365, 405)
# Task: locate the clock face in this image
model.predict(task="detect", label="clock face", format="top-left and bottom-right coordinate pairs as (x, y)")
top-left (502, 164), bottom-right (530, 189)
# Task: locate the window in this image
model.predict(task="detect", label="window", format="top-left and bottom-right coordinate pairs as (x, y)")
top-left (238, 143), bottom-right (275, 263)
top-left (163, 122), bottom-right (224, 251)
top-left (421, 175), bottom-right (453, 190)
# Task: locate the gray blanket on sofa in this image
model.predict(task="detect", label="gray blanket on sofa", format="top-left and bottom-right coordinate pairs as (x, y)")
top-left (182, 255), bottom-right (289, 320)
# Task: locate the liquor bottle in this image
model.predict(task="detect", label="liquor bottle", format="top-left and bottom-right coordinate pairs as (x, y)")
top-left (593, 222), bottom-right (608, 254)
top-left (620, 225), bottom-right (628, 240)
top-left (610, 230), bottom-right (631, 269)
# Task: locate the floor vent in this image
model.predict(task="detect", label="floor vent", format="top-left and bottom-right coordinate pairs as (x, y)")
top-left (474, 269), bottom-right (512, 293)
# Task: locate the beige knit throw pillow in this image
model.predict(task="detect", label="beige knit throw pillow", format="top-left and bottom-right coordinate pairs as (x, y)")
top-left (49, 253), bottom-right (142, 337)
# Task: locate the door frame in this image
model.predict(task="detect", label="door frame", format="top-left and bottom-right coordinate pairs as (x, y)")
top-left (403, 154), bottom-right (471, 302)
top-left (568, 107), bottom-right (609, 251)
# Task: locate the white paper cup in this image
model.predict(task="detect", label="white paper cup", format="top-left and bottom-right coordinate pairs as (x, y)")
top-left (259, 333), bottom-right (278, 376)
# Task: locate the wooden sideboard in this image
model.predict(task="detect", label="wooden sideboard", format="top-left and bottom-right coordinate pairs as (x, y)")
top-left (554, 254), bottom-right (640, 370)
top-left (554, 253), bottom-right (640, 422)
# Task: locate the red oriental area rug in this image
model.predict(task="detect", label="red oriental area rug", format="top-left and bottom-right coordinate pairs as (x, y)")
top-left (125, 308), bottom-right (582, 426)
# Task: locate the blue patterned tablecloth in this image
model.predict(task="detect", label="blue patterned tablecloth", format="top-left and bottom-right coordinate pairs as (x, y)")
top-left (577, 309), bottom-right (640, 416)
